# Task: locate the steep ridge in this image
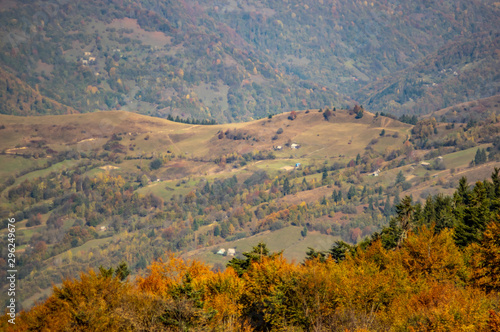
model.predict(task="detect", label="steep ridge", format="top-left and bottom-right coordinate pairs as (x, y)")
top-left (354, 31), bottom-right (500, 116)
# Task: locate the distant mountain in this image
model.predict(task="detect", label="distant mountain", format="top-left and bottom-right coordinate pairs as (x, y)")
top-left (0, 0), bottom-right (499, 121)
top-left (354, 31), bottom-right (500, 116)
top-left (0, 66), bottom-right (78, 116)
top-left (207, 0), bottom-right (499, 95)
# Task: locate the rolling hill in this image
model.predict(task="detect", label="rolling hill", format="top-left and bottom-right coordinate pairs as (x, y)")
top-left (0, 108), bottom-right (499, 310)
top-left (1, 0), bottom-right (500, 317)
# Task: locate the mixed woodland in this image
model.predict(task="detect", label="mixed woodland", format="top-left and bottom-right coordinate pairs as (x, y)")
top-left (1, 169), bottom-right (500, 331)
top-left (0, 0), bottom-right (500, 329)
top-left (0, 0), bottom-right (499, 121)
top-left (0, 106), bottom-right (499, 313)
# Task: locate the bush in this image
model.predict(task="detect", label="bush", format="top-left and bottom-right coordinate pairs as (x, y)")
top-left (401, 181), bottom-right (412, 191)
top-left (339, 205), bottom-right (357, 214)
top-left (150, 158), bottom-right (162, 170)
top-left (270, 220), bottom-right (285, 231)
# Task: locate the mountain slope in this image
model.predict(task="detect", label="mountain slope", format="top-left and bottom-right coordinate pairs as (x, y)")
top-left (1, 108), bottom-right (500, 309)
top-left (0, 0), bottom-right (499, 121)
top-left (0, 66), bottom-right (78, 116)
top-left (0, 0), bottom-right (348, 122)
top-left (354, 31), bottom-right (500, 116)
top-left (206, 0), bottom-right (500, 94)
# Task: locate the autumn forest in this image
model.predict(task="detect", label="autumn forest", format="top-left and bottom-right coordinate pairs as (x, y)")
top-left (1, 169), bottom-right (499, 331)
top-left (1, 0), bottom-right (500, 330)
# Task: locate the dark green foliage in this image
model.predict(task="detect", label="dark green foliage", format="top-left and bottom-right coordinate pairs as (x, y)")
top-left (213, 225), bottom-right (220, 237)
top-left (305, 241), bottom-right (354, 263)
top-left (244, 170), bottom-right (269, 187)
top-left (474, 148), bottom-right (488, 166)
top-left (305, 247), bottom-right (327, 262)
top-left (347, 186), bottom-right (356, 200)
top-left (161, 272), bottom-right (207, 330)
top-left (150, 158), bottom-right (163, 170)
top-left (399, 114), bottom-right (419, 125)
top-left (329, 241), bottom-right (354, 263)
top-left (136, 256), bottom-right (148, 270)
top-left (167, 114), bottom-right (217, 125)
top-left (420, 194), bottom-right (455, 233)
top-left (373, 170), bottom-right (500, 249)
top-left (227, 242), bottom-right (274, 277)
top-left (454, 181), bottom-right (492, 247)
top-left (98, 262), bottom-right (130, 281)
top-left (489, 137), bottom-right (500, 160)
top-left (370, 196), bottom-right (417, 250)
top-left (283, 177), bottom-right (291, 195)
top-left (114, 262), bottom-right (131, 281)
top-left (322, 168), bottom-right (328, 184)
top-left (323, 108), bottom-right (332, 120)
top-left (395, 171), bottom-right (406, 185)
top-left (394, 196), bottom-right (415, 244)
top-left (332, 189), bottom-right (343, 203)
top-left (383, 195), bottom-right (392, 218)
top-left (301, 226), bottom-right (308, 237)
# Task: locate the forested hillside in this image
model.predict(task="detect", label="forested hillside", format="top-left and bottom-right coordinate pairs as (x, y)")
top-left (354, 31), bottom-right (500, 116)
top-left (1, 1), bottom-right (500, 328)
top-left (0, 0), bottom-right (499, 121)
top-left (2, 171), bottom-right (500, 331)
top-left (0, 108), bottom-right (499, 312)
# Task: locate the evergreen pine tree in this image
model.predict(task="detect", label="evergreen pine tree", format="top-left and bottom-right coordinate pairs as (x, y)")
top-left (455, 181), bottom-right (492, 247)
top-left (322, 168), bottom-right (328, 184)
top-left (384, 195), bottom-right (392, 218)
top-left (283, 177), bottom-right (291, 195)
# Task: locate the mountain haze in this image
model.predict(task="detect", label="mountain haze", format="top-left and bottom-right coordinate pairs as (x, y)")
top-left (0, 0), bottom-right (499, 121)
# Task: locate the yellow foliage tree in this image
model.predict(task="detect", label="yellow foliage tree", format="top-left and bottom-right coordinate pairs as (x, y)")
top-left (469, 220), bottom-right (500, 292)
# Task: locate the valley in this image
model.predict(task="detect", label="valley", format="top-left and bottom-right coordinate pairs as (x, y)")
top-left (0, 107), bottom-right (499, 310)
top-left (0, 0), bottom-right (499, 329)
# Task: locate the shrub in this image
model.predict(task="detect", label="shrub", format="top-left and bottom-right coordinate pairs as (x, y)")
top-left (150, 159), bottom-right (162, 170)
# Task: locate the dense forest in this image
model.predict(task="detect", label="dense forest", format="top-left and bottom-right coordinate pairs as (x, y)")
top-left (0, 0), bottom-right (498, 121)
top-left (2, 169), bottom-right (499, 331)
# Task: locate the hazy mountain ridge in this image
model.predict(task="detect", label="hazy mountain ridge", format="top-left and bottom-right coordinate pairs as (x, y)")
top-left (206, 0), bottom-right (500, 93)
top-left (0, 0), bottom-right (499, 121)
top-left (354, 30), bottom-right (500, 116)
top-left (0, 0), bottom-right (347, 122)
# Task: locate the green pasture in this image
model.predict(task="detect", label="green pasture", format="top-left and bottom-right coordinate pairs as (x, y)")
top-left (187, 226), bottom-right (339, 266)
